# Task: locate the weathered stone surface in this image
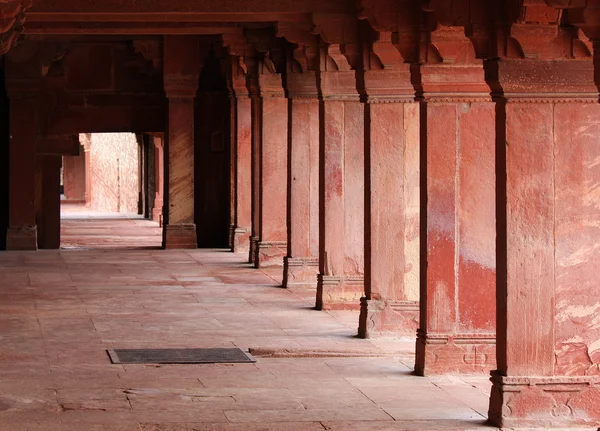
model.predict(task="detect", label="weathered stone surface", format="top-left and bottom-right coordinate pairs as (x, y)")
top-left (284, 93), bottom-right (319, 289)
top-left (316, 99), bottom-right (365, 310)
top-left (360, 100), bottom-right (420, 338)
top-left (415, 56), bottom-right (496, 375)
top-left (231, 96), bottom-right (252, 254)
top-left (163, 36), bottom-right (200, 249)
top-left (255, 92), bottom-right (288, 268)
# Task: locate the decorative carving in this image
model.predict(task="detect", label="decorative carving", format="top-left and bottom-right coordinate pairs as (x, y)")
top-left (489, 371), bottom-right (600, 428)
top-left (133, 39), bottom-right (162, 70)
top-left (221, 31), bottom-right (247, 57)
top-left (415, 329), bottom-right (496, 375)
top-left (0, 0), bottom-right (32, 55)
top-left (358, 298), bottom-right (419, 338)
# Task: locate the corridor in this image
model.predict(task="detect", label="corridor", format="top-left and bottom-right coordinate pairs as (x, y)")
top-left (0, 219), bottom-right (492, 431)
top-left (60, 204), bottom-right (162, 250)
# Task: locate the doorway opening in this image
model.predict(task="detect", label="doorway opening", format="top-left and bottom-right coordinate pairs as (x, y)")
top-left (60, 132), bottom-right (162, 250)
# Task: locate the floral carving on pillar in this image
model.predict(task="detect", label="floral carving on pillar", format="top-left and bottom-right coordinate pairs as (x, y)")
top-left (0, 0), bottom-right (32, 54)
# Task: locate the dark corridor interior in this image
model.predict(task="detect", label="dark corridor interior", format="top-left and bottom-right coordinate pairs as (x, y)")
top-left (194, 49), bottom-right (231, 248)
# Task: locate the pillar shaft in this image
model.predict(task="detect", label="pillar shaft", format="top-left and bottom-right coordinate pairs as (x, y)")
top-left (414, 62), bottom-right (496, 374)
top-left (487, 58), bottom-right (600, 428)
top-left (316, 69), bottom-right (365, 309)
top-left (163, 35), bottom-right (200, 249)
top-left (152, 135), bottom-right (164, 226)
top-left (37, 155), bottom-right (62, 250)
top-left (251, 70), bottom-right (288, 268)
top-left (231, 96), bottom-right (253, 254)
top-left (249, 92), bottom-right (261, 264)
top-left (6, 97), bottom-right (38, 250)
top-left (283, 72), bottom-right (319, 289)
top-left (358, 66), bottom-right (421, 338)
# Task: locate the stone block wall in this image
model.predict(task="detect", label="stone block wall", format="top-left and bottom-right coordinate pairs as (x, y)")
top-left (87, 133), bottom-right (140, 213)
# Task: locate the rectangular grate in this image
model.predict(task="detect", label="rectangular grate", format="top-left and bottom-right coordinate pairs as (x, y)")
top-left (107, 348), bottom-right (256, 364)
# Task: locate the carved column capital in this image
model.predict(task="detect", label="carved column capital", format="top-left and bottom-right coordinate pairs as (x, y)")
top-left (362, 30), bottom-right (415, 103)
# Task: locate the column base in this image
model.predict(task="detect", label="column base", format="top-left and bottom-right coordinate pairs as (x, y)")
top-left (358, 299), bottom-right (419, 339)
top-left (283, 257), bottom-right (319, 289)
top-left (253, 241), bottom-right (287, 268)
top-left (316, 274), bottom-right (364, 310)
top-left (164, 224), bottom-right (197, 249)
top-left (414, 329), bottom-right (496, 375)
top-left (6, 226), bottom-right (38, 251)
top-left (488, 371), bottom-right (600, 428)
top-left (232, 227), bottom-right (251, 254)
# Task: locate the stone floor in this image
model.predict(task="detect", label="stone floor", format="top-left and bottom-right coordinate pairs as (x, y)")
top-left (60, 203), bottom-right (162, 250)
top-left (0, 213), bottom-right (502, 430)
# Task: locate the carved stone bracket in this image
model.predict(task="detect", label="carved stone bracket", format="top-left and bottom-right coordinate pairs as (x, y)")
top-left (0, 0), bottom-right (32, 55)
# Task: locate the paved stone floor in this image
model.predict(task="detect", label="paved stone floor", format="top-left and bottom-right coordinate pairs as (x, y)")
top-left (60, 204), bottom-right (162, 250)
top-left (0, 215), bottom-right (501, 430)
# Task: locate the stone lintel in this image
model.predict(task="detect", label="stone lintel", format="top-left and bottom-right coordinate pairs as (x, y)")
top-left (414, 329), bottom-right (496, 376)
top-left (319, 70), bottom-right (360, 101)
top-left (164, 224), bottom-right (197, 249)
top-left (363, 67), bottom-right (415, 103)
top-left (316, 274), bottom-right (364, 311)
top-left (358, 298), bottom-right (419, 339)
top-left (488, 371), bottom-right (600, 428)
top-left (283, 256), bottom-right (319, 289)
top-left (6, 226), bottom-right (38, 251)
top-left (254, 241), bottom-right (287, 268)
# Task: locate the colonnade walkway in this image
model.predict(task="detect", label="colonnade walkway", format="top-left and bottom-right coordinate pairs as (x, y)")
top-left (0, 216), bottom-right (493, 431)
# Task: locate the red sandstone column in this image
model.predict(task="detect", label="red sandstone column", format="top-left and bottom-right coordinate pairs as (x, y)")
top-left (229, 57), bottom-right (253, 254)
top-left (152, 134), bottom-right (164, 226)
top-left (316, 45), bottom-right (364, 310)
top-left (252, 57), bottom-right (288, 267)
top-left (414, 29), bottom-right (497, 375)
top-left (6, 96), bottom-right (38, 250)
top-left (248, 80), bottom-right (261, 264)
top-left (358, 39), bottom-right (420, 337)
top-left (81, 134), bottom-right (92, 207)
top-left (487, 54), bottom-right (600, 427)
top-left (282, 70), bottom-right (320, 288)
top-left (163, 35), bottom-right (200, 249)
top-left (37, 155), bottom-right (62, 249)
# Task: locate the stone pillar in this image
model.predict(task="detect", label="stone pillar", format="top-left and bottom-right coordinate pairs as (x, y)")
top-left (283, 70), bottom-right (320, 289)
top-left (36, 155), bottom-right (62, 249)
top-left (152, 134), bottom-right (164, 226)
top-left (316, 45), bottom-right (364, 310)
top-left (252, 56), bottom-right (288, 267)
top-left (358, 38), bottom-right (420, 338)
top-left (137, 134), bottom-right (145, 216)
top-left (6, 96), bottom-right (38, 250)
top-left (229, 57), bottom-right (253, 254)
top-left (414, 29), bottom-right (496, 374)
top-left (163, 35), bottom-right (200, 249)
top-left (487, 54), bottom-right (600, 427)
top-left (81, 134), bottom-right (92, 207)
top-left (248, 82), bottom-right (261, 264)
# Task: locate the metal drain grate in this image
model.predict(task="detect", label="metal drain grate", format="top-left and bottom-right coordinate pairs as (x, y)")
top-left (107, 348), bottom-right (256, 364)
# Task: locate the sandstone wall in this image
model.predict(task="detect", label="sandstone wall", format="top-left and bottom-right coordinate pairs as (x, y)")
top-left (87, 133), bottom-right (139, 213)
